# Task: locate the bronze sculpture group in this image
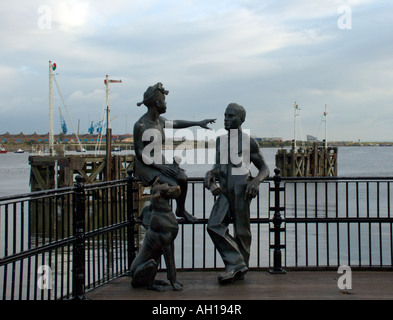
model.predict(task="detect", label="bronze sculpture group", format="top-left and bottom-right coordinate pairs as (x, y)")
top-left (131, 82), bottom-right (270, 291)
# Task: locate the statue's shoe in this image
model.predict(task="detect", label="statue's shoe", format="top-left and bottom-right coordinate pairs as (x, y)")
top-left (218, 265), bottom-right (248, 284)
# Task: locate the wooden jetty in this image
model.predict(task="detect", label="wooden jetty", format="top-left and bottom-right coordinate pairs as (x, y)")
top-left (29, 154), bottom-right (135, 191)
top-left (85, 270), bottom-right (393, 300)
top-left (275, 142), bottom-right (338, 177)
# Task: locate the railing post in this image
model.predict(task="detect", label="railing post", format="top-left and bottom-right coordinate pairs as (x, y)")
top-left (126, 170), bottom-right (137, 272)
top-left (269, 168), bottom-right (286, 274)
top-left (72, 175), bottom-right (87, 299)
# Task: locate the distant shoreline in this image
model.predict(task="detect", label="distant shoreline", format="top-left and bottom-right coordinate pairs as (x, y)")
top-left (1, 140), bottom-right (392, 153)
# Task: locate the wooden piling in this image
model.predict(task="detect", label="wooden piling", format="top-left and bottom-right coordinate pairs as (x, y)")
top-left (29, 154), bottom-right (135, 191)
top-left (275, 143), bottom-right (337, 177)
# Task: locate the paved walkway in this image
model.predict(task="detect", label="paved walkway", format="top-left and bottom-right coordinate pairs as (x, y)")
top-left (85, 270), bottom-right (393, 300)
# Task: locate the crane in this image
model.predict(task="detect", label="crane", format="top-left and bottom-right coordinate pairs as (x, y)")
top-left (88, 116), bottom-right (118, 134)
top-left (59, 107), bottom-right (68, 134)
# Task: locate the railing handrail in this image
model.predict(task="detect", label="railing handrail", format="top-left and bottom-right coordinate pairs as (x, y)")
top-left (0, 178), bottom-right (128, 203)
top-left (280, 176), bottom-right (393, 181)
top-left (2, 175), bottom-right (393, 203)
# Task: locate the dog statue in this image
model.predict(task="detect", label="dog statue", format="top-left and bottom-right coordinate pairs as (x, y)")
top-left (130, 179), bottom-right (183, 291)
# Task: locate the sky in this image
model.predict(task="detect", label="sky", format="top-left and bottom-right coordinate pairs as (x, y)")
top-left (0, 0), bottom-right (392, 142)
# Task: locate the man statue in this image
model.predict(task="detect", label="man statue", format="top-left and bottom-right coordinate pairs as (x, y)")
top-left (134, 82), bottom-right (215, 223)
top-left (204, 103), bottom-right (270, 283)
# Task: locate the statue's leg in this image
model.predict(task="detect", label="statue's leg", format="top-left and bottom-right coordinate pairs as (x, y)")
top-left (207, 194), bottom-right (245, 268)
top-left (131, 259), bottom-right (162, 290)
top-left (154, 171), bottom-right (197, 223)
top-left (233, 183), bottom-right (252, 267)
top-left (162, 242), bottom-right (183, 291)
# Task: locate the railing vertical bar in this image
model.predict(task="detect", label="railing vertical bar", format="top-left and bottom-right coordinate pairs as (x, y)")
top-left (325, 182), bottom-right (329, 267)
top-left (305, 182), bottom-right (308, 266)
top-left (336, 182), bottom-right (339, 267)
top-left (86, 190), bottom-right (91, 289)
top-left (33, 255), bottom-right (38, 300)
top-left (33, 199), bottom-right (38, 300)
top-left (283, 182), bottom-right (287, 268)
top-left (116, 186), bottom-right (121, 275)
top-left (120, 185), bottom-right (124, 273)
top-left (124, 183), bottom-right (127, 272)
top-left (269, 168), bottom-right (285, 274)
top-left (49, 197), bottom-right (53, 300)
top-left (105, 187), bottom-right (110, 282)
top-left (113, 186), bottom-right (117, 277)
top-left (123, 184), bottom-right (128, 273)
top-left (377, 182), bottom-right (382, 266)
top-left (268, 182), bottom-right (271, 268)
top-left (389, 182), bottom-right (393, 267)
top-left (115, 186), bottom-right (119, 276)
top-left (344, 182), bottom-right (350, 266)
top-left (67, 193), bottom-right (72, 299)
top-left (72, 175), bottom-right (86, 300)
top-left (102, 188), bottom-right (107, 282)
top-left (92, 190), bottom-right (97, 287)
top-left (101, 188), bottom-right (105, 283)
top-left (11, 204), bottom-right (17, 300)
top-left (119, 185), bottom-right (123, 274)
top-left (202, 185), bottom-right (206, 269)
top-left (294, 182), bottom-right (298, 267)
top-left (26, 201), bottom-right (32, 301)
top-left (97, 191), bottom-right (102, 286)
top-left (53, 196), bottom-right (59, 300)
top-left (367, 182), bottom-right (371, 266)
top-left (192, 183), bottom-right (195, 269)
top-left (34, 199), bottom-right (39, 300)
top-left (127, 171), bottom-right (137, 273)
top-left (356, 182), bottom-right (361, 266)
top-left (257, 189), bottom-right (260, 268)
top-left (3, 205), bottom-right (9, 299)
top-left (19, 202), bottom-right (25, 300)
top-left (40, 198), bottom-right (45, 300)
top-left (109, 186), bottom-right (113, 278)
top-left (315, 182), bottom-right (319, 267)
top-left (60, 195), bottom-right (66, 299)
top-left (181, 223), bottom-right (185, 269)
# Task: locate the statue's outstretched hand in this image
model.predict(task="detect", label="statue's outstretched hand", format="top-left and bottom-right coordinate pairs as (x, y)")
top-left (199, 119), bottom-right (216, 130)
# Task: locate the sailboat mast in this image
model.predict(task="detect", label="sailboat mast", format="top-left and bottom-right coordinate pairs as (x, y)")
top-left (49, 61), bottom-right (54, 156)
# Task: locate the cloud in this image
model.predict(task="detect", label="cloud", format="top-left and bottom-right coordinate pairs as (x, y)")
top-left (0, 0), bottom-right (393, 142)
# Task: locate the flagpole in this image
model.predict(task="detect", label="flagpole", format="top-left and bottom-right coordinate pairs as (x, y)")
top-left (294, 101), bottom-right (297, 149)
top-left (324, 104), bottom-right (327, 149)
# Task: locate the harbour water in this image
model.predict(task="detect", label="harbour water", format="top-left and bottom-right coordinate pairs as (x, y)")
top-left (1, 146), bottom-right (393, 299)
top-left (1, 146), bottom-right (393, 197)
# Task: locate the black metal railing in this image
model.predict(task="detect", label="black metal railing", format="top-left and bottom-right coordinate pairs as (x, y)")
top-left (0, 172), bottom-right (138, 300)
top-left (281, 174), bottom-right (393, 269)
top-left (1, 169), bottom-right (393, 300)
top-left (158, 170), bottom-right (393, 271)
